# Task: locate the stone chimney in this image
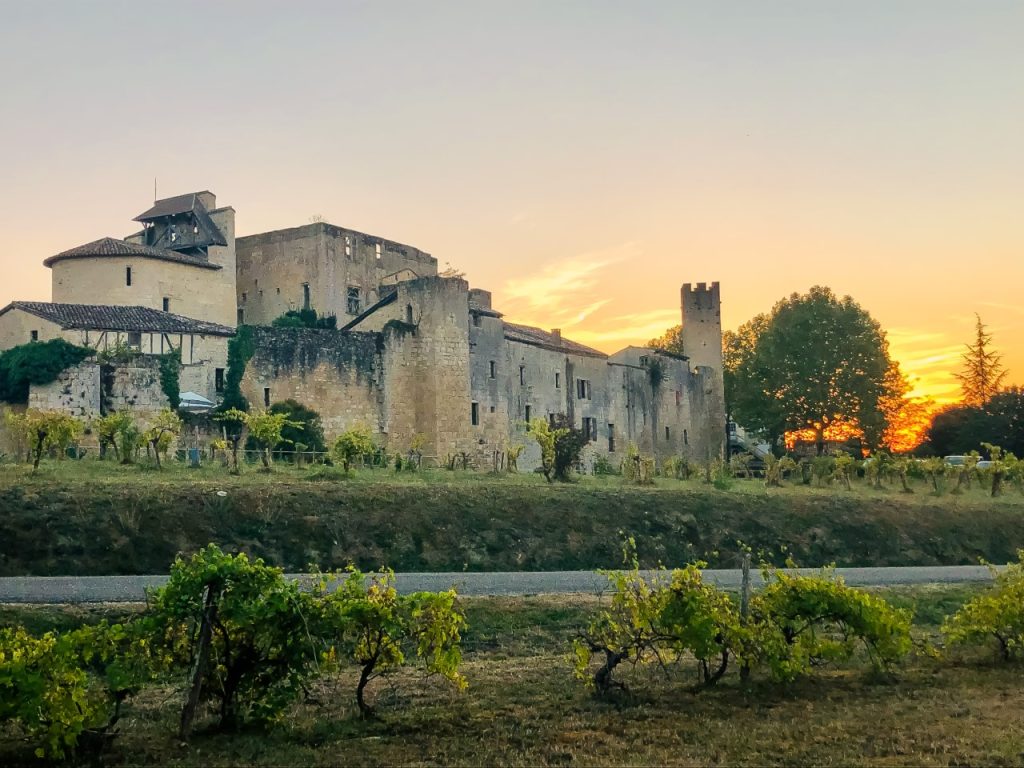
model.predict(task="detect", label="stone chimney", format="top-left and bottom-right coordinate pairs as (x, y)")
top-left (551, 329), bottom-right (562, 344)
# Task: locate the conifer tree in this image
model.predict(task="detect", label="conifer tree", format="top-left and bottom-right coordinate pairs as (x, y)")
top-left (955, 314), bottom-right (1006, 406)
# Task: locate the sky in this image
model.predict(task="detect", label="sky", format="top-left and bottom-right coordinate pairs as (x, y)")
top-left (1, 0), bottom-right (1021, 403)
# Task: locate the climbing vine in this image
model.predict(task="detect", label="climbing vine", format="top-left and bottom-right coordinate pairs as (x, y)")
top-left (221, 325), bottom-right (255, 412)
top-left (0, 339), bottom-right (92, 403)
top-left (158, 349), bottom-right (181, 409)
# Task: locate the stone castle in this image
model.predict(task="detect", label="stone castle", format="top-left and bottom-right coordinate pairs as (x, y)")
top-left (0, 190), bottom-right (725, 470)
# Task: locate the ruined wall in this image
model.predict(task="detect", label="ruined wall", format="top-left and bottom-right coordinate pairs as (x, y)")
top-left (236, 223), bottom-right (437, 326)
top-left (28, 357), bottom-right (169, 422)
top-left (239, 327), bottom-right (383, 439)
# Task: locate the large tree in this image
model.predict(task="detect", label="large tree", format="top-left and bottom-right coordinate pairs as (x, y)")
top-left (647, 325), bottom-right (684, 356)
top-left (728, 286), bottom-right (897, 454)
top-left (926, 387), bottom-right (1024, 457)
top-left (954, 314), bottom-right (1006, 406)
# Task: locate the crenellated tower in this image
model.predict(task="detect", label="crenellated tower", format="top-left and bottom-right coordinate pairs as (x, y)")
top-left (680, 282), bottom-right (722, 372)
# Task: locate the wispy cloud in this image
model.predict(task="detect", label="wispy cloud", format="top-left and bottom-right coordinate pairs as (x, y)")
top-left (886, 327), bottom-right (963, 402)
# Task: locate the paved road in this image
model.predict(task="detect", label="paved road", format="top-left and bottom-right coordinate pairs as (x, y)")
top-left (0, 565), bottom-right (1000, 604)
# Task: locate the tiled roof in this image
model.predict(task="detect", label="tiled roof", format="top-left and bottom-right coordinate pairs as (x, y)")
top-left (1, 302), bottom-right (235, 336)
top-left (503, 322), bottom-right (607, 358)
top-left (43, 238), bottom-right (222, 269)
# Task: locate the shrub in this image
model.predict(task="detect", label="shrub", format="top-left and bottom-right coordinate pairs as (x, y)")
top-left (573, 542), bottom-right (740, 694)
top-left (319, 569), bottom-right (467, 716)
top-left (621, 443), bottom-right (655, 485)
top-left (6, 409), bottom-right (83, 471)
top-left (271, 309), bottom-right (337, 329)
top-left (147, 545), bottom-right (324, 732)
top-left (942, 552), bottom-right (1024, 660)
top-left (143, 407), bottom-right (183, 470)
top-left (94, 411), bottom-right (136, 463)
top-left (527, 415), bottom-right (586, 482)
top-left (0, 339), bottom-right (92, 404)
top-left (332, 425), bottom-right (376, 472)
top-left (246, 409), bottom-right (301, 469)
top-left (749, 566), bottom-right (913, 681)
top-left (592, 454), bottom-right (618, 476)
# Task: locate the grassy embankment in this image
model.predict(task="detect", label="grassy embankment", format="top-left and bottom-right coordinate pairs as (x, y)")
top-left (3, 585), bottom-right (1024, 766)
top-left (1, 460), bottom-right (1023, 576)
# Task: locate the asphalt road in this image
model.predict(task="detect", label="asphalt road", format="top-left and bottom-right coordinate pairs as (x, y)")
top-left (0, 565), bottom-right (999, 604)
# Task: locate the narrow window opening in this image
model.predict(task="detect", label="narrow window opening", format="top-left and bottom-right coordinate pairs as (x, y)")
top-left (525, 404), bottom-right (532, 422)
top-left (665, 426), bottom-right (671, 441)
top-left (375, 243), bottom-right (382, 260)
top-left (608, 424), bottom-right (615, 452)
top-left (519, 366), bottom-right (526, 385)
top-left (264, 387), bottom-right (271, 407)
top-left (675, 390), bottom-right (681, 406)
top-left (471, 402), bottom-right (480, 426)
top-left (302, 283), bottom-right (311, 310)
top-left (162, 297), bottom-right (170, 312)
top-left (345, 236), bottom-right (352, 259)
top-left (30, 330), bottom-right (38, 342)
top-left (215, 368), bottom-right (225, 393)
top-left (347, 286), bottom-right (361, 315)
top-left (684, 429), bottom-right (689, 445)
top-left (555, 372), bottom-right (560, 389)
top-left (405, 304), bottom-right (414, 324)
top-left (489, 405), bottom-right (496, 413)
top-left (241, 292), bottom-right (247, 303)
top-left (125, 266), bottom-right (132, 286)
top-left (489, 361), bottom-right (496, 378)
top-left (237, 308), bottom-right (245, 324)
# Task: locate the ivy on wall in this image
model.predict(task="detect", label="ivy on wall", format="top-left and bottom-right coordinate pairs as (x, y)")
top-left (0, 339), bottom-right (93, 403)
top-left (220, 325), bottom-right (255, 412)
top-left (159, 349), bottom-right (182, 409)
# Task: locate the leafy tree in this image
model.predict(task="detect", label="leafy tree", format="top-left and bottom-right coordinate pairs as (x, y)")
top-left (954, 314), bottom-right (1007, 407)
top-left (143, 408), bottom-right (183, 470)
top-left (147, 545), bottom-right (324, 732)
top-left (246, 410), bottom-right (301, 469)
top-left (332, 425), bottom-right (376, 472)
top-left (214, 408), bottom-right (248, 473)
top-left (925, 387), bottom-right (1024, 457)
top-left (268, 399), bottom-right (326, 454)
top-left (0, 339), bottom-right (92, 404)
top-left (727, 287), bottom-right (896, 454)
top-left (319, 568), bottom-right (466, 717)
top-left (94, 412), bottom-right (135, 463)
top-left (527, 415), bottom-right (586, 482)
top-left (6, 409), bottom-right (83, 471)
top-left (646, 325), bottom-right (685, 356)
top-left (271, 309), bottom-right (337, 329)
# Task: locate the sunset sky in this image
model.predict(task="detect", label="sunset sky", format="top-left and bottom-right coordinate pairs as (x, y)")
top-left (1, 1), bottom-right (1021, 403)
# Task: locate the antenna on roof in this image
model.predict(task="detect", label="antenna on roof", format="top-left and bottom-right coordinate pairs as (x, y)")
top-left (154, 177), bottom-right (157, 203)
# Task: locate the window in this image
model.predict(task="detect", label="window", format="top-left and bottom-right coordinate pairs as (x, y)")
top-left (525, 404), bottom-right (532, 422)
top-left (472, 314), bottom-right (482, 328)
top-left (548, 413), bottom-right (556, 427)
top-left (639, 355), bottom-right (648, 366)
top-left (237, 308), bottom-right (245, 324)
top-left (489, 405), bottom-right (495, 413)
top-left (125, 266), bottom-right (132, 286)
top-left (519, 366), bottom-right (526, 385)
top-left (375, 243), bottom-right (382, 260)
top-left (345, 236), bottom-right (352, 259)
top-left (215, 368), bottom-right (225, 393)
top-left (489, 361), bottom-right (496, 378)
top-left (276, 287), bottom-right (281, 294)
top-left (684, 429), bottom-right (689, 445)
top-left (583, 417), bottom-right (597, 442)
top-left (555, 372), bottom-right (560, 389)
top-left (30, 330), bottom-right (38, 341)
top-left (263, 387), bottom-right (271, 407)
top-left (608, 424), bottom-right (615, 452)
top-left (162, 297), bottom-right (170, 312)
top-left (302, 284), bottom-right (311, 310)
top-left (405, 304), bottom-right (414, 324)
top-left (241, 292), bottom-right (247, 303)
top-left (665, 426), bottom-right (671, 441)
top-left (347, 286), bottom-right (361, 315)
top-left (471, 402), bottom-right (480, 426)
top-left (675, 390), bottom-right (681, 406)
top-left (576, 378), bottom-right (591, 400)
top-left (127, 331), bottom-right (142, 348)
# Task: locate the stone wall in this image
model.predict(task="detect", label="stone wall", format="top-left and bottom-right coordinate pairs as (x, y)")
top-left (28, 357), bottom-right (170, 423)
top-left (239, 327), bottom-right (383, 438)
top-left (235, 223), bottom-right (437, 326)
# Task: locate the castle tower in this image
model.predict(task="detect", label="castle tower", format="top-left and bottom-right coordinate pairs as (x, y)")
top-left (681, 282), bottom-right (722, 372)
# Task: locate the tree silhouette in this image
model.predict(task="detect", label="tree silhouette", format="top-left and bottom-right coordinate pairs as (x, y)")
top-left (954, 314), bottom-right (1006, 406)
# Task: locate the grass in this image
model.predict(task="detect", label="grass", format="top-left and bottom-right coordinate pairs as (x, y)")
top-left (4, 585), bottom-right (1023, 767)
top-left (1, 458), bottom-right (1023, 576)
